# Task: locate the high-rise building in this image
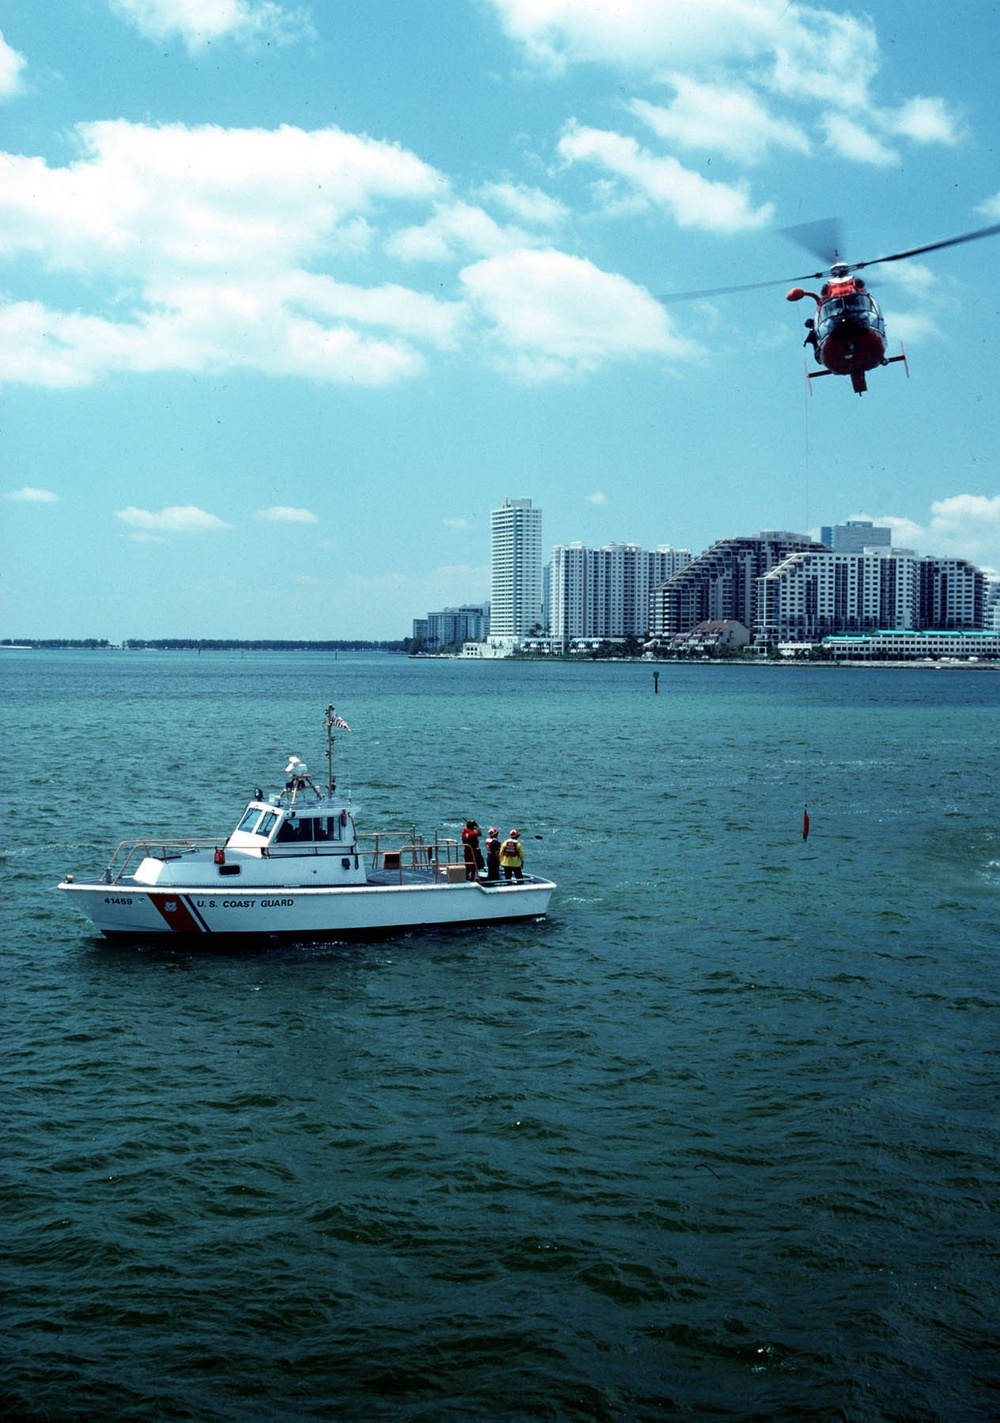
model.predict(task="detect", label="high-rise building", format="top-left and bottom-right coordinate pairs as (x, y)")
top-left (649, 532), bottom-right (820, 640)
top-left (758, 547), bottom-right (986, 644)
top-left (550, 542), bottom-right (691, 645)
top-left (819, 519), bottom-right (891, 553)
top-left (490, 498), bottom-right (542, 646)
top-left (985, 579), bottom-right (1000, 632)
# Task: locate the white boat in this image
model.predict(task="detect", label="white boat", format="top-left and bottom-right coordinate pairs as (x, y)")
top-left (58, 707), bottom-right (555, 943)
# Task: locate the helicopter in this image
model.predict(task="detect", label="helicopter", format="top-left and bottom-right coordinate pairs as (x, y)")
top-left (662, 218), bottom-right (1000, 395)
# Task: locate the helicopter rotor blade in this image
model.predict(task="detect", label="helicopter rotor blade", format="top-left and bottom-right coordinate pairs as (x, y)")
top-left (853, 222), bottom-right (1000, 271)
top-left (657, 221), bottom-right (1000, 303)
top-left (658, 269), bottom-right (827, 302)
top-left (781, 216), bottom-right (842, 266)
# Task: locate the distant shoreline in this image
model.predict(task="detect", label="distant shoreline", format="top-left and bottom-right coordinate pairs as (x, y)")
top-left (3, 643), bottom-right (995, 671)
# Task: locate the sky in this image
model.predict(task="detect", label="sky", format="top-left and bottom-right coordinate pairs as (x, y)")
top-left (2, 0), bottom-right (999, 640)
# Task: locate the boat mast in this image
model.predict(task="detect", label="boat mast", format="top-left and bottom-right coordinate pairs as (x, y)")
top-left (324, 705), bottom-right (337, 798)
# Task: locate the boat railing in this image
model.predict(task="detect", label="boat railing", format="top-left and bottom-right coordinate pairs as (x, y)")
top-left (102, 838), bottom-right (222, 883)
top-left (356, 831), bottom-right (467, 880)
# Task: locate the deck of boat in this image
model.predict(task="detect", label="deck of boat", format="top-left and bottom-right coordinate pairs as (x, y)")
top-left (363, 866), bottom-right (549, 890)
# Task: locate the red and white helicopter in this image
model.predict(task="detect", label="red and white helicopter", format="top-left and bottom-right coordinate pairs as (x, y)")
top-left (663, 218), bottom-right (1000, 395)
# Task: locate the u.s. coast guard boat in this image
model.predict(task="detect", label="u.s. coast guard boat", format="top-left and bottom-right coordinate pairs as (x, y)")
top-left (58, 707), bottom-right (554, 943)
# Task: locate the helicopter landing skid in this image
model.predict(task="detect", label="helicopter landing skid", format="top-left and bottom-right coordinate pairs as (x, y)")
top-left (804, 360), bottom-right (833, 396)
top-left (884, 343), bottom-right (909, 378)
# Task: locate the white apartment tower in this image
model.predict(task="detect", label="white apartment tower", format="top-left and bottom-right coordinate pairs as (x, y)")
top-left (490, 498), bottom-right (543, 646)
top-left (551, 542), bottom-right (691, 645)
top-left (758, 547), bottom-right (986, 643)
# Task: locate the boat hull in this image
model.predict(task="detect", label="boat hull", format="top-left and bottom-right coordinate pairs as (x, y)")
top-left (58, 877), bottom-right (554, 942)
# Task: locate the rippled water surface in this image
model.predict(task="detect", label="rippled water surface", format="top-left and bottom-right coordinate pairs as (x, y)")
top-left (3, 652), bottom-right (999, 1421)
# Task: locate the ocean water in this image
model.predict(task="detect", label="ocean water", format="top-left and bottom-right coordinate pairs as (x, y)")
top-left (2, 651), bottom-right (998, 1422)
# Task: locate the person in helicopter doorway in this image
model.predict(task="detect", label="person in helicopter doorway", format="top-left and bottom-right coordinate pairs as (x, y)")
top-left (500, 829), bottom-right (525, 882)
top-left (461, 819), bottom-right (484, 880)
top-left (484, 827), bottom-right (501, 883)
top-left (803, 318), bottom-right (819, 354)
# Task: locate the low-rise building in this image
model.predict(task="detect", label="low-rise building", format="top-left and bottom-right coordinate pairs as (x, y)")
top-left (821, 630), bottom-right (1000, 660)
top-left (646, 620), bottom-right (750, 655)
top-left (413, 603), bottom-right (489, 649)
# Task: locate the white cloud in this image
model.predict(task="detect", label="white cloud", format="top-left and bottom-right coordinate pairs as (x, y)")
top-left (630, 82), bottom-right (809, 164)
top-left (977, 192), bottom-right (1000, 221)
top-left (386, 200), bottom-right (536, 263)
top-left (821, 113), bottom-right (897, 167)
top-left (444, 516), bottom-right (470, 529)
top-left (586, 491), bottom-right (607, 505)
top-left (927, 494), bottom-right (1000, 568)
top-left (878, 309), bottom-right (939, 346)
top-left (1, 121), bottom-right (439, 278)
top-left (488, 0), bottom-right (780, 73)
top-left (5, 486), bottom-right (60, 502)
top-left (489, 1), bottom-right (959, 168)
top-left (884, 96), bottom-right (962, 146)
top-left (0, 30), bottom-right (27, 97)
top-left (0, 121), bottom-right (460, 387)
top-left (478, 181), bottom-right (569, 228)
top-left (767, 9), bottom-right (879, 110)
top-left (460, 246), bottom-right (695, 379)
top-left (871, 496), bottom-right (1000, 572)
top-left (491, 0), bottom-right (881, 112)
top-left (115, 504), bottom-right (233, 532)
top-left (559, 122), bottom-right (773, 232)
top-left (109, 0), bottom-right (314, 53)
top-left (255, 506), bottom-right (320, 523)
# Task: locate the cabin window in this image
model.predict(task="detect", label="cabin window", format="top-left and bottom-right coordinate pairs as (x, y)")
top-left (257, 811), bottom-right (278, 839)
top-left (237, 807), bottom-right (263, 834)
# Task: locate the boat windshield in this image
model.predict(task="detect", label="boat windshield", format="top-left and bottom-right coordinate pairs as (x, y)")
top-left (237, 806), bottom-right (263, 834)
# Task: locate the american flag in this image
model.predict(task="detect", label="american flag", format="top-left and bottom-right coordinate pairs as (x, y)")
top-left (328, 713), bottom-right (350, 732)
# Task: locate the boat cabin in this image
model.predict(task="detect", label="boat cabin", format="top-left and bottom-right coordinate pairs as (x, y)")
top-left (227, 800), bottom-right (358, 855)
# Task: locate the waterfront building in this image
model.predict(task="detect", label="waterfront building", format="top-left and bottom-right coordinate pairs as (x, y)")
top-left (985, 579), bottom-right (1000, 632)
top-left (758, 547), bottom-right (986, 644)
top-left (819, 519), bottom-right (891, 553)
top-left (649, 532), bottom-right (820, 641)
top-left (413, 604), bottom-right (490, 650)
top-left (918, 556), bottom-right (985, 629)
top-left (489, 498), bottom-right (542, 648)
top-left (550, 542), bottom-right (691, 646)
top-left (821, 629), bottom-right (1000, 660)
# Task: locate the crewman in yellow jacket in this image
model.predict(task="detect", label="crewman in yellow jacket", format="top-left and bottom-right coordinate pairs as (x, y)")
top-left (499, 829), bottom-right (524, 882)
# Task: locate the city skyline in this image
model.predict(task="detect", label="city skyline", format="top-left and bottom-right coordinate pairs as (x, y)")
top-left (2, 1), bottom-right (998, 640)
